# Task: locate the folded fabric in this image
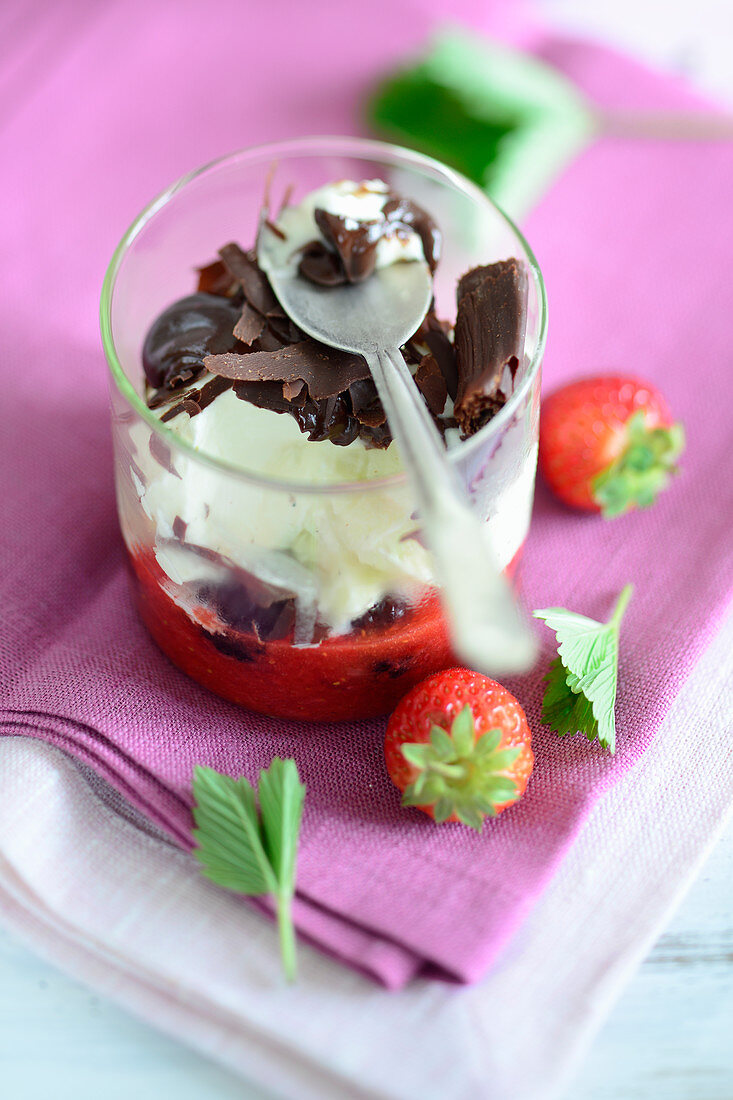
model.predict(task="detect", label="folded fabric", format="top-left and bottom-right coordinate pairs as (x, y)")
top-left (2, 0), bottom-right (732, 987)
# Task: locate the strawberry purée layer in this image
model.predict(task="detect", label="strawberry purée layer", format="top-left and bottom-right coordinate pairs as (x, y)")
top-left (128, 547), bottom-right (522, 721)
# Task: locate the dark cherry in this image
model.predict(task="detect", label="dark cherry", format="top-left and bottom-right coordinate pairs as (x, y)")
top-left (351, 596), bottom-right (411, 632)
top-left (142, 293), bottom-right (242, 390)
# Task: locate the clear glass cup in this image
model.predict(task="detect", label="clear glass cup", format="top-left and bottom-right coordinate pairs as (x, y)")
top-left (101, 137), bottom-right (547, 721)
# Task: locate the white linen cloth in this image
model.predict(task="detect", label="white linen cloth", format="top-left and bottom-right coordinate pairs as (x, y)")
top-left (0, 615), bottom-right (730, 1100)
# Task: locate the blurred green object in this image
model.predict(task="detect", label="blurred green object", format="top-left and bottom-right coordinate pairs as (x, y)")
top-left (366, 30), bottom-right (595, 221)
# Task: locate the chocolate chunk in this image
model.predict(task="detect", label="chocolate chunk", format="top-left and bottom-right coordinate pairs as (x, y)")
top-left (172, 515), bottom-right (187, 540)
top-left (197, 373), bottom-right (233, 411)
top-left (218, 243), bottom-right (280, 316)
top-left (234, 378), bottom-right (301, 416)
top-left (149, 434), bottom-right (181, 478)
top-left (204, 342), bottom-right (370, 400)
top-left (142, 293), bottom-right (241, 390)
top-left (233, 301), bottom-right (266, 345)
top-left (414, 353), bottom-right (448, 417)
top-left (253, 325), bottom-right (288, 352)
top-left (359, 421), bottom-right (393, 450)
top-left (264, 312), bottom-right (303, 345)
top-left (298, 240), bottom-right (347, 287)
top-left (383, 196), bottom-right (441, 272)
top-left (454, 259), bottom-right (528, 436)
top-left (313, 209), bottom-right (382, 284)
top-left (196, 260), bottom-right (237, 297)
top-left (282, 378), bottom-right (307, 401)
top-left (348, 378), bottom-right (386, 427)
top-left (158, 377), bottom-right (225, 422)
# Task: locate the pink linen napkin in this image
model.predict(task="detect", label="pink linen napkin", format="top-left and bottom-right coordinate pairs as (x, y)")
top-left (2, 0), bottom-right (732, 988)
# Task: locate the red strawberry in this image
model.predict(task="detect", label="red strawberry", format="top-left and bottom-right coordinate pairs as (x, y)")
top-left (384, 668), bottom-right (533, 830)
top-left (539, 375), bottom-right (684, 517)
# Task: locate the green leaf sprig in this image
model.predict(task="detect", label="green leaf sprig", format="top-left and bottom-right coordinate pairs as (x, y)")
top-left (533, 584), bottom-right (633, 753)
top-left (192, 758), bottom-right (306, 982)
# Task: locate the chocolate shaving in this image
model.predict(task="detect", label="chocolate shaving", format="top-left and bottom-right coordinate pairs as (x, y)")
top-left (196, 260), bottom-right (237, 297)
top-left (414, 354), bottom-right (448, 418)
top-left (454, 259), bottom-right (528, 436)
top-left (282, 378), bottom-right (307, 402)
top-left (149, 434), bottom-right (181, 478)
top-left (314, 208), bottom-right (382, 284)
top-left (348, 378), bottom-right (386, 427)
top-left (233, 301), bottom-right (266, 345)
top-left (382, 196), bottom-right (441, 273)
top-left (218, 243), bottom-right (280, 316)
top-left (197, 373), bottom-right (233, 411)
top-left (264, 218), bottom-right (286, 240)
top-left (298, 240), bottom-right (345, 287)
top-left (172, 516), bottom-right (187, 540)
top-left (204, 342), bottom-right (370, 400)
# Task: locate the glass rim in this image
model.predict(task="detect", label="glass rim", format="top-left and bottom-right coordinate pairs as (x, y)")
top-left (100, 135), bottom-right (547, 497)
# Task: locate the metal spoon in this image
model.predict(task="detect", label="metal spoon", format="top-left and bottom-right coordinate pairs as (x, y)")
top-left (257, 239), bottom-right (536, 675)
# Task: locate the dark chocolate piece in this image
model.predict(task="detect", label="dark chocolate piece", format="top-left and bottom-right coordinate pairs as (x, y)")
top-left (298, 240), bottom-right (346, 287)
top-left (348, 378), bottom-right (386, 427)
top-left (407, 308), bottom-right (458, 400)
top-left (172, 515), bottom-right (187, 540)
top-left (382, 196), bottom-right (441, 272)
top-left (149, 434), bottom-right (181, 478)
top-left (314, 208), bottom-right (382, 284)
top-left (414, 354), bottom-right (448, 418)
top-left (218, 243), bottom-right (280, 316)
top-left (204, 342), bottom-right (370, 400)
top-left (264, 218), bottom-right (286, 241)
top-left (196, 260), bottom-right (237, 297)
top-left (233, 301), bottom-right (266, 345)
top-left (453, 258), bottom-right (528, 436)
top-left (142, 293), bottom-right (241, 390)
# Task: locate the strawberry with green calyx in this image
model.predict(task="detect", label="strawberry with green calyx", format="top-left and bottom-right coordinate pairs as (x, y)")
top-left (534, 584), bottom-right (632, 753)
top-left (385, 668), bottom-right (534, 831)
top-left (539, 376), bottom-right (684, 517)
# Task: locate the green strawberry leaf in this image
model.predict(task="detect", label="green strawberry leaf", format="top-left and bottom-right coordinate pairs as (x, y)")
top-left (533, 585), bottom-right (632, 752)
top-left (192, 759), bottom-right (306, 981)
top-left (592, 413), bottom-right (685, 518)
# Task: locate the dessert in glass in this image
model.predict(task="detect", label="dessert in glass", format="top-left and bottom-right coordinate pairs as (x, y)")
top-left (101, 138), bottom-right (546, 721)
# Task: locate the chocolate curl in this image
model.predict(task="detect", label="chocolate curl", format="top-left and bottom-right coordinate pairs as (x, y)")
top-left (453, 258), bottom-right (528, 436)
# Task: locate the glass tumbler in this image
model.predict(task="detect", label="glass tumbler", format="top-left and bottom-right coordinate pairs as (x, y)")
top-left (101, 137), bottom-right (547, 721)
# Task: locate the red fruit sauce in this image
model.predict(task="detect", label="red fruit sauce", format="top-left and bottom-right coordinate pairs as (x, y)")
top-left (128, 546), bottom-right (523, 722)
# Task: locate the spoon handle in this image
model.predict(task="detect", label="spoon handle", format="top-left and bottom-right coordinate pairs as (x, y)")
top-left (365, 347), bottom-right (536, 675)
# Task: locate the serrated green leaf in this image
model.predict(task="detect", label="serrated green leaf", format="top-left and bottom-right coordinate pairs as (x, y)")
top-left (191, 766), bottom-right (275, 895)
top-left (191, 760), bottom-right (306, 982)
top-left (534, 586), bottom-right (632, 753)
top-left (541, 658), bottom-right (600, 741)
top-left (451, 706), bottom-right (475, 756)
top-left (257, 758), bottom-right (306, 899)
